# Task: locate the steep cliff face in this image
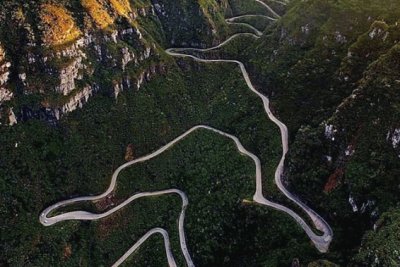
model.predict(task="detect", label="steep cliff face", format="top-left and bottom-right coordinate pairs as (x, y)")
top-left (0, 44), bottom-right (13, 103)
top-left (0, 43), bottom-right (15, 125)
top-left (0, 0), bottom-right (228, 125)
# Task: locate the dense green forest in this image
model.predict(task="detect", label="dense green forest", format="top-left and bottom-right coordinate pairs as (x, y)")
top-left (1, 0), bottom-right (399, 266)
top-left (1, 61), bottom-right (309, 266)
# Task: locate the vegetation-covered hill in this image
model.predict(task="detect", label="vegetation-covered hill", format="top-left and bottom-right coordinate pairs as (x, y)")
top-left (0, 0), bottom-right (399, 266)
top-left (0, 0), bottom-right (229, 124)
top-left (240, 0), bottom-right (400, 265)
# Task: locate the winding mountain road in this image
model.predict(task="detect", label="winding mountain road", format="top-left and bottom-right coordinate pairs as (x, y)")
top-left (255, 0), bottom-right (281, 18)
top-left (226, 18), bottom-right (264, 36)
top-left (40, 0), bottom-right (333, 266)
top-left (166, 39), bottom-right (333, 253)
top-left (226, 14), bottom-right (277, 22)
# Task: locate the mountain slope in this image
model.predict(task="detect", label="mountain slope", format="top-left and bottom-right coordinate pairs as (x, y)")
top-left (237, 0), bottom-right (400, 265)
top-left (0, 0), bottom-right (229, 125)
top-left (0, 0), bottom-right (399, 266)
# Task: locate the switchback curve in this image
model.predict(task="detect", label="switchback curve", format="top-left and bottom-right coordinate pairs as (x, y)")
top-left (40, 0), bottom-right (333, 266)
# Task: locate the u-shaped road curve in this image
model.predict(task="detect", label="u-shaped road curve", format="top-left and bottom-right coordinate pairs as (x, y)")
top-left (40, 0), bottom-right (333, 266)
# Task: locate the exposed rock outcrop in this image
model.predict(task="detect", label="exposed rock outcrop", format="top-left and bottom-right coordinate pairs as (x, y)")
top-left (113, 63), bottom-right (167, 98)
top-left (8, 108), bottom-right (17, 126)
top-left (36, 4), bottom-right (159, 120)
top-left (0, 43), bottom-right (15, 126)
top-left (0, 0), bottom-right (228, 125)
top-left (387, 128), bottom-right (400, 157)
top-left (52, 84), bottom-right (99, 120)
top-left (0, 43), bottom-right (12, 103)
top-left (56, 56), bottom-right (86, 96)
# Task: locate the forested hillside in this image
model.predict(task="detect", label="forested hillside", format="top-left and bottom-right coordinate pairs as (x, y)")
top-left (243, 0), bottom-right (400, 265)
top-left (0, 0), bottom-right (399, 266)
